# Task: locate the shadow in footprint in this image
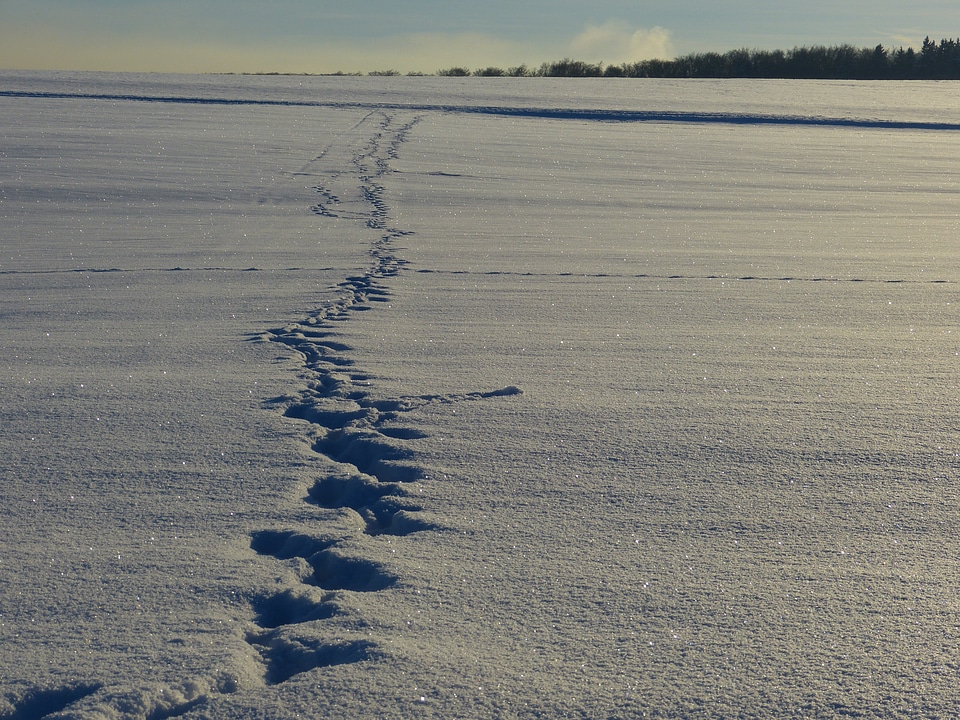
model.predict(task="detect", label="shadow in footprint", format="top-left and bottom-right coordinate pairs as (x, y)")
top-left (250, 530), bottom-right (333, 560)
top-left (371, 508), bottom-right (437, 536)
top-left (307, 473), bottom-right (395, 510)
top-left (307, 474), bottom-right (435, 536)
top-left (259, 638), bottom-right (377, 685)
top-left (249, 530), bottom-right (396, 592)
top-left (1, 683), bottom-right (102, 720)
top-left (378, 426), bottom-right (429, 440)
top-left (284, 402), bottom-right (368, 429)
top-left (308, 550), bottom-right (396, 592)
top-left (313, 429), bottom-right (423, 483)
top-left (364, 496), bottom-right (436, 536)
top-left (251, 589), bottom-right (340, 629)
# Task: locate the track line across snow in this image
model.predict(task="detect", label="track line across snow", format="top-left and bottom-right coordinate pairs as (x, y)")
top-left (243, 111), bottom-right (520, 686)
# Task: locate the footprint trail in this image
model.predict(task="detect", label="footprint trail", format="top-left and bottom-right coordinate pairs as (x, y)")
top-left (246, 111), bottom-right (520, 685)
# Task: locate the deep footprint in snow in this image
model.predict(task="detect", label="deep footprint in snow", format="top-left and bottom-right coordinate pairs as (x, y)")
top-left (250, 529), bottom-right (396, 592)
top-left (246, 528), bottom-right (392, 683)
top-left (255, 636), bottom-right (378, 686)
top-left (250, 588), bottom-right (340, 629)
top-left (0, 680), bottom-right (229, 720)
top-left (1, 682), bottom-right (102, 720)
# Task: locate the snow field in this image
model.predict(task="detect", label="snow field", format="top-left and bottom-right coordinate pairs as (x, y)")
top-left (4, 72), bottom-right (960, 717)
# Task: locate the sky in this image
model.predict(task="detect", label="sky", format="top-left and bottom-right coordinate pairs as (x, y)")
top-left (1, 1), bottom-right (959, 74)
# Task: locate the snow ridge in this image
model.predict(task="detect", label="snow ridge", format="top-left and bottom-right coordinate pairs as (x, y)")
top-left (245, 111), bottom-right (520, 686)
top-left (4, 89), bottom-right (959, 131)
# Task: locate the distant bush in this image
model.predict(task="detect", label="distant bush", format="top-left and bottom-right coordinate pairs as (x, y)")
top-left (611, 38), bottom-right (960, 79)
top-left (538, 58), bottom-right (604, 77)
top-left (350, 36), bottom-right (960, 80)
top-left (304, 36), bottom-right (960, 80)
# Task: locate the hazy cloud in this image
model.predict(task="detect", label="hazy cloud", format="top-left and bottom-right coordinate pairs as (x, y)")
top-left (884, 29), bottom-right (930, 48)
top-left (571, 21), bottom-right (675, 64)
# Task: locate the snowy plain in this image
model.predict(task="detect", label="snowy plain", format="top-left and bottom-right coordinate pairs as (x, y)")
top-left (3, 71), bottom-right (960, 718)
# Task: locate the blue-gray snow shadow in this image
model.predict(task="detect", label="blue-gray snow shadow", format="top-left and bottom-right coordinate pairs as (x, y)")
top-left (243, 110), bottom-right (520, 685)
top-left (5, 90), bottom-right (960, 131)
top-left (0, 683), bottom-right (102, 720)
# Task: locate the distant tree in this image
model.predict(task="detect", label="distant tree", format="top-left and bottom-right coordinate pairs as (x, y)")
top-left (397, 37), bottom-right (960, 80)
top-left (912, 36), bottom-right (960, 78)
top-left (624, 58), bottom-right (675, 78)
top-left (691, 52), bottom-right (728, 77)
top-left (757, 49), bottom-right (787, 77)
top-left (935, 38), bottom-right (960, 78)
top-left (728, 48), bottom-right (756, 76)
top-left (890, 46), bottom-right (916, 78)
top-left (538, 58), bottom-right (603, 77)
top-left (368, 69), bottom-right (399, 76)
top-left (608, 39), bottom-right (960, 79)
top-left (870, 43), bottom-right (888, 75)
top-left (920, 35), bottom-right (937, 71)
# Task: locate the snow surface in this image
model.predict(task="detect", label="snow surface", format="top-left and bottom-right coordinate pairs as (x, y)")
top-left (3, 71), bottom-right (960, 718)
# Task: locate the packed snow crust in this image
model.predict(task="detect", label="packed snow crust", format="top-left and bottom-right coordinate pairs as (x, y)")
top-left (3, 71), bottom-right (960, 718)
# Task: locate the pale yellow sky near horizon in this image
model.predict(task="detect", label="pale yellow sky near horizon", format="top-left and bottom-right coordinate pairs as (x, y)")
top-left (1, 0), bottom-right (947, 76)
top-left (0, 22), bottom-right (675, 74)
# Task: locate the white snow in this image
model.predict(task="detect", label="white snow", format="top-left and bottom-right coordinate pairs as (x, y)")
top-left (3, 70), bottom-right (960, 718)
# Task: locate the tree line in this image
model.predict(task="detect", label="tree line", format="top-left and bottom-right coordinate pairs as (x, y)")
top-left (436, 37), bottom-right (960, 79)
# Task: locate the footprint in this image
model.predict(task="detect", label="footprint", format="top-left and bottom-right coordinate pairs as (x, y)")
top-left (307, 549), bottom-right (395, 592)
top-left (249, 530), bottom-right (396, 592)
top-left (312, 429), bottom-right (422, 484)
top-left (250, 588), bottom-right (340, 629)
top-left (283, 401), bottom-right (369, 429)
top-left (253, 635), bottom-right (377, 685)
top-left (307, 472), bottom-right (395, 510)
top-left (1, 682), bottom-right (101, 720)
top-left (378, 426), bottom-right (429, 440)
top-left (250, 529), bottom-right (333, 560)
